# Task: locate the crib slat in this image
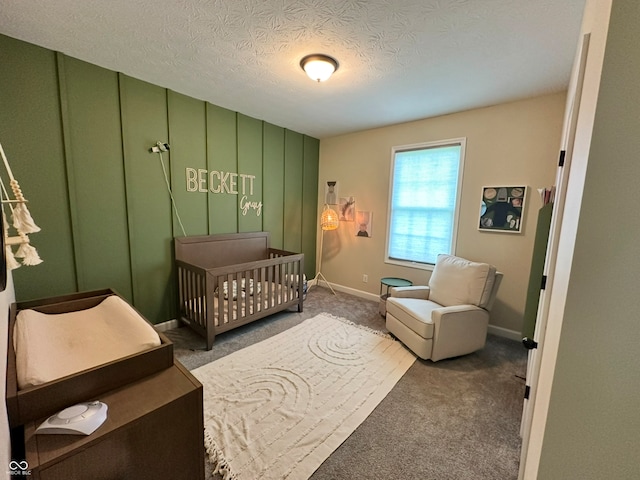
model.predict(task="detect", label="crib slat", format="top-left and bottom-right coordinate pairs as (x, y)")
top-left (176, 239), bottom-right (305, 350)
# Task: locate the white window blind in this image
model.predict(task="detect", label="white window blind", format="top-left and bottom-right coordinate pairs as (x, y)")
top-left (387, 140), bottom-right (464, 266)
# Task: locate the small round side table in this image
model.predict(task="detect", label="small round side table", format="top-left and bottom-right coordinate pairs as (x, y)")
top-left (379, 277), bottom-right (413, 317)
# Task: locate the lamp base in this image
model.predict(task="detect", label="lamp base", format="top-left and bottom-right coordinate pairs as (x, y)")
top-left (309, 271), bottom-right (336, 295)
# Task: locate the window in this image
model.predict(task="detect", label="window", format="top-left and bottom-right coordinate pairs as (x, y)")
top-left (386, 139), bottom-right (465, 267)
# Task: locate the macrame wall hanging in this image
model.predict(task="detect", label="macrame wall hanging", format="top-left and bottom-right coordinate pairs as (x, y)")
top-left (0, 142), bottom-right (42, 270)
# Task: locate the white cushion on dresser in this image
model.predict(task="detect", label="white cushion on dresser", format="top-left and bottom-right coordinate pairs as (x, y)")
top-left (14, 295), bottom-right (161, 389)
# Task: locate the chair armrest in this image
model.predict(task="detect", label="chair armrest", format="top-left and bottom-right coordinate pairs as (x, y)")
top-left (430, 305), bottom-right (490, 361)
top-left (433, 304), bottom-right (486, 316)
top-left (389, 286), bottom-right (430, 300)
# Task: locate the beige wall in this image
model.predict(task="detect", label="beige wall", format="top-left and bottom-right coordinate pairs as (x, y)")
top-left (318, 92), bottom-right (566, 334)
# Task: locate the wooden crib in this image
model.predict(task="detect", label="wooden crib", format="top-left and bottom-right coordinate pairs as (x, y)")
top-left (175, 232), bottom-right (305, 350)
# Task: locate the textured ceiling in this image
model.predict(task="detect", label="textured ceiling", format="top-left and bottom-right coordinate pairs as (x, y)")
top-left (0, 0), bottom-right (586, 139)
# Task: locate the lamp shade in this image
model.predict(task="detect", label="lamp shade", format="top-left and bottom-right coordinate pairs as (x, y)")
top-left (300, 54), bottom-right (338, 82)
top-left (320, 205), bottom-right (339, 231)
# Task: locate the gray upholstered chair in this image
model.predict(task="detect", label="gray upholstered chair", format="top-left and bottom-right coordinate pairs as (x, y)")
top-left (385, 254), bottom-right (502, 361)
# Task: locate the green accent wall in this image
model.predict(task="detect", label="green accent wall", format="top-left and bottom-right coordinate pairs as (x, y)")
top-left (237, 114), bottom-right (263, 233)
top-left (263, 123), bottom-right (286, 249)
top-left (283, 131), bottom-right (304, 253)
top-left (59, 56), bottom-right (133, 301)
top-left (120, 75), bottom-right (174, 323)
top-left (168, 90), bottom-right (208, 237)
top-left (0, 36), bottom-right (77, 301)
top-left (206, 104), bottom-right (238, 234)
top-left (0, 34), bottom-right (319, 323)
top-left (302, 136), bottom-right (320, 276)
top-left (522, 202), bottom-right (553, 339)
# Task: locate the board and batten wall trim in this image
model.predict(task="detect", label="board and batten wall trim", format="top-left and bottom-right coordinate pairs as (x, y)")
top-left (0, 33), bottom-right (319, 324)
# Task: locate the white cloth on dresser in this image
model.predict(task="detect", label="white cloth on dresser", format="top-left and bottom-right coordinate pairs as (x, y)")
top-left (14, 295), bottom-right (161, 389)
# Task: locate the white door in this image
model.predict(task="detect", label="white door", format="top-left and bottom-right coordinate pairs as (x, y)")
top-left (518, 1), bottom-right (612, 477)
top-left (519, 31), bottom-right (590, 442)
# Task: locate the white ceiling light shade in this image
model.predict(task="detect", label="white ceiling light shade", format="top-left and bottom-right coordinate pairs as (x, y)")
top-left (300, 54), bottom-right (339, 82)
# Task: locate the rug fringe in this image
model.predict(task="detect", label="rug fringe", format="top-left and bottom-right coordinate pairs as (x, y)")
top-left (204, 429), bottom-right (239, 480)
top-left (319, 312), bottom-right (393, 340)
top-left (195, 313), bottom-right (415, 479)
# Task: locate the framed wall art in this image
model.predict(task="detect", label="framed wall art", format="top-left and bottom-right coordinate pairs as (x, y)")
top-left (355, 211), bottom-right (372, 238)
top-left (324, 181), bottom-right (338, 205)
top-left (478, 185), bottom-right (526, 233)
top-left (339, 196), bottom-right (355, 221)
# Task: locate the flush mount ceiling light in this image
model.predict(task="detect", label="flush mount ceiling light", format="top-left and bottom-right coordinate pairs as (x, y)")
top-left (300, 54), bottom-right (339, 82)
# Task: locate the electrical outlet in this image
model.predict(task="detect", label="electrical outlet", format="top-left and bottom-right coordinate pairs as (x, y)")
top-left (362, 274), bottom-right (368, 283)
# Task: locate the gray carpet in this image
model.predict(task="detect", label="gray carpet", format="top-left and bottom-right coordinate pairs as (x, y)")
top-left (164, 286), bottom-right (527, 480)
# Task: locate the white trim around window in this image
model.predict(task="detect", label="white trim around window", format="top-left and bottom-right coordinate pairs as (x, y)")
top-left (385, 138), bottom-right (466, 270)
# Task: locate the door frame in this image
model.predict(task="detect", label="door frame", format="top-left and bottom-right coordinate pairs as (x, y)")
top-left (518, 2), bottom-right (612, 477)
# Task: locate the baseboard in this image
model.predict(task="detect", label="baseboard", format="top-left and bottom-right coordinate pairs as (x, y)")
top-left (154, 319), bottom-right (180, 332)
top-left (487, 324), bottom-right (522, 341)
top-left (309, 279), bottom-right (522, 342)
top-left (332, 283), bottom-right (380, 302)
top-left (309, 279), bottom-right (380, 303)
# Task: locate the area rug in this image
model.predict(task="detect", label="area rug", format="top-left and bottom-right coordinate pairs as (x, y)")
top-left (191, 312), bottom-right (416, 480)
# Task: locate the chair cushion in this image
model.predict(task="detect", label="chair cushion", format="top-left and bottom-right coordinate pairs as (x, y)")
top-left (429, 254), bottom-right (497, 308)
top-left (385, 297), bottom-right (437, 339)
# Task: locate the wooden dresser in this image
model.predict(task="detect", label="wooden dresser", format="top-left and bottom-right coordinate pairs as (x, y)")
top-left (20, 361), bottom-right (204, 480)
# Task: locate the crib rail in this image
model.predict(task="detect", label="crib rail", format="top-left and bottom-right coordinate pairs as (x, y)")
top-left (176, 248), bottom-right (304, 350)
top-left (176, 260), bottom-right (210, 344)
top-left (208, 250), bottom-right (304, 332)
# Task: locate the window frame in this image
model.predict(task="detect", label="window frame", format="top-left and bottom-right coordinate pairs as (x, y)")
top-left (385, 138), bottom-right (466, 270)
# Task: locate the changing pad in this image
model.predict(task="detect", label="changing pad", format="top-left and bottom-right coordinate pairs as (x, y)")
top-left (14, 295), bottom-right (161, 389)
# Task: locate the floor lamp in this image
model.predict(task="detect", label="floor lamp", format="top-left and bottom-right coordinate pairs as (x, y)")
top-left (311, 204), bottom-right (339, 295)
